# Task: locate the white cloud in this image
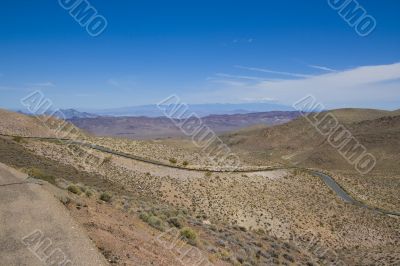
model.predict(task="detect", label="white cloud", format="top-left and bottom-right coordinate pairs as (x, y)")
top-left (235, 65), bottom-right (312, 78)
top-left (308, 65), bottom-right (337, 72)
top-left (206, 62), bottom-right (400, 108)
top-left (258, 62), bottom-right (400, 89)
top-left (215, 73), bottom-right (275, 82)
top-left (207, 77), bottom-right (247, 87)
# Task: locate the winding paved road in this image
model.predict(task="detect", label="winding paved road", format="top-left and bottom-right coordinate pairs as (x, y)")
top-left (311, 171), bottom-right (400, 216)
top-left (2, 134), bottom-right (399, 217)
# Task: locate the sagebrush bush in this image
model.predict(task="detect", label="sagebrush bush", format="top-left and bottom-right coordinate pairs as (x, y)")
top-left (67, 185), bottom-right (81, 195)
top-left (168, 216), bottom-right (184, 228)
top-left (100, 192), bottom-right (112, 202)
top-left (139, 212), bottom-right (165, 231)
top-left (139, 212), bottom-right (150, 222)
top-left (85, 190), bottom-right (93, 197)
top-left (148, 216), bottom-right (164, 231)
top-left (180, 227), bottom-right (197, 245)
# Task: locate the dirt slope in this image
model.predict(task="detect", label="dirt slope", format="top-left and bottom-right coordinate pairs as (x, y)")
top-left (0, 109), bottom-right (82, 138)
top-left (222, 108), bottom-right (400, 172)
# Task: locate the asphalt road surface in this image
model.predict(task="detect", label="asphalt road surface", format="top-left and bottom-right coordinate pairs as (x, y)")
top-left (0, 162), bottom-right (107, 266)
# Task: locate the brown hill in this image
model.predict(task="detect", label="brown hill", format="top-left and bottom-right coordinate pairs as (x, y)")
top-left (222, 108), bottom-right (400, 173)
top-left (324, 108), bottom-right (393, 123)
top-left (0, 109), bottom-right (82, 138)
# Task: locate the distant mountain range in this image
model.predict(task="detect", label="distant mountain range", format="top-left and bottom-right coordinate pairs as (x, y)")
top-left (16, 102), bottom-right (294, 119)
top-left (52, 109), bottom-right (99, 119)
top-left (80, 102), bottom-right (294, 118)
top-left (17, 108), bottom-right (99, 120)
top-left (69, 111), bottom-right (301, 139)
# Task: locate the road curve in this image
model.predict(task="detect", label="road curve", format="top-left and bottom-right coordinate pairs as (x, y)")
top-left (1, 134), bottom-right (399, 217)
top-left (311, 171), bottom-right (400, 216)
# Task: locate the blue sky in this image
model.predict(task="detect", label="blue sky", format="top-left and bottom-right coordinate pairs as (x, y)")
top-left (0, 0), bottom-right (399, 110)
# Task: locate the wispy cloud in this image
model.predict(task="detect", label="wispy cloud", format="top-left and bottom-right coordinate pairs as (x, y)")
top-left (235, 65), bottom-right (312, 78)
top-left (308, 64), bottom-right (337, 72)
top-left (204, 62), bottom-right (400, 108)
top-left (207, 77), bottom-right (247, 87)
top-left (255, 62), bottom-right (400, 107)
top-left (215, 73), bottom-right (275, 82)
top-left (258, 62), bottom-right (400, 88)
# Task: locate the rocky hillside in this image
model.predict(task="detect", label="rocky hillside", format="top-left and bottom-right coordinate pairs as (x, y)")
top-left (0, 109), bottom-right (83, 138)
top-left (222, 108), bottom-right (400, 173)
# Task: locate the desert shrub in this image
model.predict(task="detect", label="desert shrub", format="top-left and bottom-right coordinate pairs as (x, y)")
top-left (182, 161), bottom-right (189, 166)
top-left (27, 168), bottom-right (56, 185)
top-left (218, 250), bottom-right (231, 261)
top-left (67, 185), bottom-right (81, 195)
top-left (85, 190), bottom-right (93, 197)
top-left (12, 136), bottom-right (23, 143)
top-left (139, 212), bottom-right (150, 222)
top-left (205, 172), bottom-right (212, 177)
top-left (167, 216), bottom-right (184, 228)
top-left (180, 227), bottom-right (197, 245)
top-left (169, 158), bottom-right (177, 164)
top-left (59, 196), bottom-right (71, 205)
top-left (158, 206), bottom-right (182, 219)
top-left (139, 212), bottom-right (165, 231)
top-left (148, 216), bottom-right (164, 231)
top-left (100, 192), bottom-right (112, 202)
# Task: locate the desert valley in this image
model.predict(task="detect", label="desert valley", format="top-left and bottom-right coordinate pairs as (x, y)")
top-left (1, 107), bottom-right (399, 265)
top-left (1, 1), bottom-right (400, 265)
